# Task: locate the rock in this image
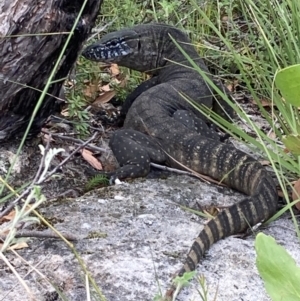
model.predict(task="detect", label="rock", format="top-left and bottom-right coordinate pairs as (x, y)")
top-left (1, 173), bottom-right (299, 301)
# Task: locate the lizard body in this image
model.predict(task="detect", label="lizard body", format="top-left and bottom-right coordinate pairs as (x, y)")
top-left (82, 23), bottom-right (278, 299)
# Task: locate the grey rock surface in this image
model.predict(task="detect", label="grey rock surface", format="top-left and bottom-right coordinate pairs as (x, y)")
top-left (1, 172), bottom-right (299, 301)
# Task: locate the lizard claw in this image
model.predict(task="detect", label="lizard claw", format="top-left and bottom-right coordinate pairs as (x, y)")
top-left (109, 176), bottom-right (127, 186)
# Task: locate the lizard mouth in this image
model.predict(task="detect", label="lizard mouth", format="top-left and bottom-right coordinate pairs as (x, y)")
top-left (82, 38), bottom-right (132, 62)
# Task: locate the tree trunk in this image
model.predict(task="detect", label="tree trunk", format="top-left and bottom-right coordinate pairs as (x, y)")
top-left (0, 0), bottom-right (103, 142)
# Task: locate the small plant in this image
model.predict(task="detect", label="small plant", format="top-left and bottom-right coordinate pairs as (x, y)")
top-left (153, 271), bottom-right (196, 301)
top-left (196, 275), bottom-right (211, 301)
top-left (111, 71), bottom-right (143, 102)
top-left (66, 92), bottom-right (90, 136)
top-left (85, 174), bottom-right (110, 191)
top-left (171, 271), bottom-right (196, 301)
top-left (157, 0), bottom-right (182, 19)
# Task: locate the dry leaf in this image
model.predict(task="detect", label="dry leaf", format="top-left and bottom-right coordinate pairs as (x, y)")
top-left (277, 188), bottom-right (284, 198)
top-left (118, 77), bottom-right (127, 88)
top-left (8, 242), bottom-right (29, 250)
top-left (42, 132), bottom-right (55, 144)
top-left (92, 91), bottom-right (116, 106)
top-left (292, 179), bottom-right (300, 210)
top-left (110, 64), bottom-right (120, 76)
top-left (0, 229), bottom-right (10, 236)
top-left (0, 210), bottom-right (16, 224)
top-left (251, 98), bottom-right (274, 107)
top-left (66, 81), bottom-right (74, 88)
top-left (226, 79), bottom-right (238, 92)
top-left (112, 78), bottom-right (122, 86)
top-left (84, 84), bottom-right (98, 98)
top-left (1, 206), bottom-right (32, 224)
top-left (268, 131), bottom-right (277, 139)
top-left (61, 108), bottom-right (69, 117)
top-left (101, 84), bottom-right (111, 92)
top-left (259, 160), bottom-right (271, 166)
top-left (204, 206), bottom-right (220, 217)
top-left (81, 148), bottom-right (103, 170)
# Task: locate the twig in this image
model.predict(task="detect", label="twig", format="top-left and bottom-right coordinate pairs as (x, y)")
top-left (34, 133), bottom-right (52, 183)
top-left (42, 131), bottom-right (107, 153)
top-left (151, 162), bottom-right (227, 187)
top-left (88, 18), bottom-right (117, 41)
top-left (150, 163), bottom-right (196, 176)
top-left (49, 115), bottom-right (106, 132)
top-left (48, 189), bottom-right (81, 200)
top-left (0, 230), bottom-right (79, 241)
top-left (38, 132), bottom-right (98, 184)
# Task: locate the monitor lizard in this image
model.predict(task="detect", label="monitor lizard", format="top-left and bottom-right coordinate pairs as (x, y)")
top-left (82, 23), bottom-right (278, 300)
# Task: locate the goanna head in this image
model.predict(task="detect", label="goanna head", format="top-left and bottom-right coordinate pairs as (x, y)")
top-left (82, 23), bottom-right (184, 74)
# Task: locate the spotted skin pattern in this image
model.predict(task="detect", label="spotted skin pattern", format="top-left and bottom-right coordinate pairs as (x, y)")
top-left (109, 129), bottom-right (166, 180)
top-left (83, 23), bottom-right (278, 300)
top-left (109, 109), bottom-right (220, 181)
top-left (84, 37), bottom-right (132, 60)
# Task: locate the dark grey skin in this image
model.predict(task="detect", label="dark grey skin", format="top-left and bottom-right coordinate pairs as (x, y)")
top-left (82, 23), bottom-right (278, 300)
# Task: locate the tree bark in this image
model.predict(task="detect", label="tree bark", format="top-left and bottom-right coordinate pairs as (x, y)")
top-left (0, 0), bottom-right (103, 142)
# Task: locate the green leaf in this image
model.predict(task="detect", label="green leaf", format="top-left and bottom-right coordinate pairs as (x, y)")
top-left (275, 65), bottom-right (300, 106)
top-left (172, 271), bottom-right (196, 288)
top-left (282, 134), bottom-right (300, 155)
top-left (255, 233), bottom-right (300, 301)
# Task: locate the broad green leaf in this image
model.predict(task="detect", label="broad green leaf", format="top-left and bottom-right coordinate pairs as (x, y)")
top-left (282, 134), bottom-right (300, 155)
top-left (275, 65), bottom-right (300, 107)
top-left (255, 233), bottom-right (300, 301)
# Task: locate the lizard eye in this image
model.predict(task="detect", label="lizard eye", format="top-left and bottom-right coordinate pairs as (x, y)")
top-left (110, 39), bottom-right (118, 46)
